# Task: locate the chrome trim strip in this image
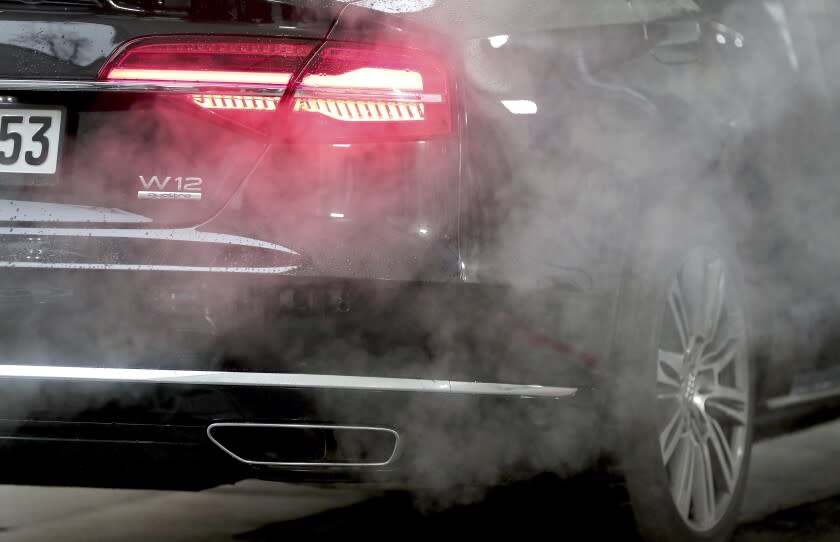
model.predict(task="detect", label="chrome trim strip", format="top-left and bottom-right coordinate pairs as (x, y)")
top-left (0, 199), bottom-right (152, 223)
top-left (206, 423), bottom-right (401, 468)
top-left (0, 227), bottom-right (298, 255)
top-left (765, 386), bottom-right (840, 409)
top-left (0, 365), bottom-right (578, 398)
top-left (0, 80), bottom-right (443, 103)
top-left (0, 262), bottom-right (297, 273)
top-left (448, 381), bottom-right (575, 396)
top-left (0, 79), bottom-right (289, 96)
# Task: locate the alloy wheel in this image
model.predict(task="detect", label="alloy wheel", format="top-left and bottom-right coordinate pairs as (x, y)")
top-left (656, 249), bottom-right (750, 532)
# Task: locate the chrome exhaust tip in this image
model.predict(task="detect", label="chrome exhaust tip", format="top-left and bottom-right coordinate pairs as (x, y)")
top-left (207, 423), bottom-right (400, 468)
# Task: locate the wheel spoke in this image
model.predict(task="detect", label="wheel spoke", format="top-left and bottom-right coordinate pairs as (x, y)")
top-left (692, 442), bottom-right (717, 526)
top-left (701, 334), bottom-right (740, 373)
top-left (707, 416), bottom-right (736, 492)
top-left (671, 438), bottom-right (695, 518)
top-left (658, 349), bottom-right (684, 391)
top-left (660, 408), bottom-right (686, 464)
top-left (705, 385), bottom-right (748, 426)
top-left (669, 282), bottom-right (691, 350)
top-left (701, 259), bottom-right (726, 343)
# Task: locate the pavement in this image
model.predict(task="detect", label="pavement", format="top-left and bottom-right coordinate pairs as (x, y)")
top-left (1, 420), bottom-right (840, 541)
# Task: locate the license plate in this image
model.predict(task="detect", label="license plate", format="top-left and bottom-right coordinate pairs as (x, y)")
top-left (0, 108), bottom-right (64, 175)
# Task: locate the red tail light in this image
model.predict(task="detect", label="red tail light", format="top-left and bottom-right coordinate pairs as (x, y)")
top-left (290, 44), bottom-right (451, 141)
top-left (99, 36), bottom-right (453, 141)
top-left (99, 37), bottom-right (313, 87)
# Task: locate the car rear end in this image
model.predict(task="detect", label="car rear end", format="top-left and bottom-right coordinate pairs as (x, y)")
top-left (0, 0), bottom-right (590, 490)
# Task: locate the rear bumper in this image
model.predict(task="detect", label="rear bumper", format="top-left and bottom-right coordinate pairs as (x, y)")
top-left (0, 269), bottom-right (607, 489)
top-left (0, 376), bottom-right (599, 490)
top-left (0, 269), bottom-right (601, 382)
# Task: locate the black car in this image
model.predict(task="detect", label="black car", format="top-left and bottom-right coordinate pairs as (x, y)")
top-left (0, 1), bottom-right (838, 540)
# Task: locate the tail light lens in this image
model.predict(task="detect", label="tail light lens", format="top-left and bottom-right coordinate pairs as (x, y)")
top-left (99, 37), bottom-right (314, 86)
top-left (99, 36), bottom-right (453, 141)
top-left (289, 44), bottom-right (451, 141)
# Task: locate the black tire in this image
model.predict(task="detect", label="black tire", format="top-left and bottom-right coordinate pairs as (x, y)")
top-left (608, 200), bottom-right (755, 542)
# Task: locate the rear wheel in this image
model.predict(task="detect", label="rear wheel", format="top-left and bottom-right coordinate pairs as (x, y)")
top-left (612, 229), bottom-right (753, 541)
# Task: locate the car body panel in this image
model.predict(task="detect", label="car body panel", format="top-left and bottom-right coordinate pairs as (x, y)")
top-left (0, 0), bottom-right (839, 490)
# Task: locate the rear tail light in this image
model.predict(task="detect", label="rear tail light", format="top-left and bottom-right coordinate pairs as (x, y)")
top-left (100, 38), bottom-right (313, 87)
top-left (289, 44), bottom-right (450, 140)
top-left (99, 36), bottom-right (453, 141)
